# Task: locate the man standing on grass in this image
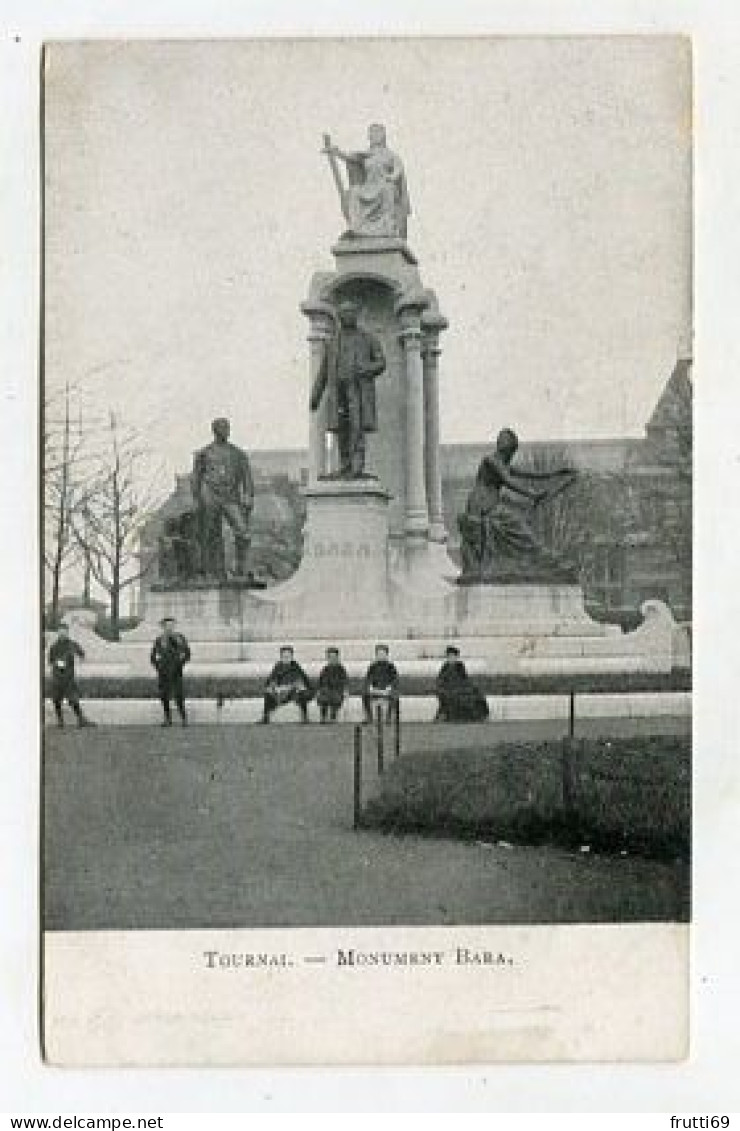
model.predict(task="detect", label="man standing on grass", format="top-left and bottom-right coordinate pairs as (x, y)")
top-left (48, 622), bottom-right (95, 728)
top-left (151, 616), bottom-right (191, 726)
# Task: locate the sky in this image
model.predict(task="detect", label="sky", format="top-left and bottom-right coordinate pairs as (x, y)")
top-left (44, 37), bottom-right (691, 481)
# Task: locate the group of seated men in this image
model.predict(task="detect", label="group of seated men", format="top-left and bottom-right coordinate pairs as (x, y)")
top-left (262, 641), bottom-right (489, 725)
top-left (262, 642), bottom-right (402, 725)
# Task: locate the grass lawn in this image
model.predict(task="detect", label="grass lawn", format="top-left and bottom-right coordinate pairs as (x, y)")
top-left (43, 722), bottom-right (690, 929)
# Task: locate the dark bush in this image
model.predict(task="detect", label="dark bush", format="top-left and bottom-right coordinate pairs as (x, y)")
top-left (584, 605), bottom-right (645, 632)
top-left (94, 615), bottom-right (142, 641)
top-left (362, 736), bottom-right (690, 860)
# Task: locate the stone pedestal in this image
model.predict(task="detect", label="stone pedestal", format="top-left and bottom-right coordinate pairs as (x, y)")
top-left (266, 478), bottom-right (393, 633)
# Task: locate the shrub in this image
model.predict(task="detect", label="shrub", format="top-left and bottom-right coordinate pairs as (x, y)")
top-left (362, 736), bottom-right (690, 859)
top-left (94, 615), bottom-right (142, 641)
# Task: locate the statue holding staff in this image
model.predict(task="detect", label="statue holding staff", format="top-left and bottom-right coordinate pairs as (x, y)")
top-left (321, 123), bottom-right (411, 239)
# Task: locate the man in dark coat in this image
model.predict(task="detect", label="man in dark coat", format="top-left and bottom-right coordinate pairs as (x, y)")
top-left (47, 623), bottom-right (94, 727)
top-left (434, 645), bottom-right (489, 722)
top-left (150, 617), bottom-right (191, 726)
top-left (316, 646), bottom-right (349, 723)
top-left (262, 645), bottom-right (313, 724)
top-left (309, 300), bottom-right (386, 477)
top-left (362, 643), bottom-right (400, 724)
top-left (192, 417), bottom-right (255, 579)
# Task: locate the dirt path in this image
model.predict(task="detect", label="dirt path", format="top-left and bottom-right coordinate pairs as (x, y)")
top-left (43, 723), bottom-right (689, 929)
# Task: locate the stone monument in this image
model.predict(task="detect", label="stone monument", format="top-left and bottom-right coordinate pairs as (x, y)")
top-left (129, 124), bottom-right (681, 675)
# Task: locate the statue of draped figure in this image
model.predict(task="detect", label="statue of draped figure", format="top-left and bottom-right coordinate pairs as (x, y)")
top-left (322, 123), bottom-right (411, 239)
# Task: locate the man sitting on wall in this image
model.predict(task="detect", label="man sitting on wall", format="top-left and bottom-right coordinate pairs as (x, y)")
top-left (434, 645), bottom-right (489, 722)
top-left (316, 646), bottom-right (349, 723)
top-left (262, 645), bottom-right (313, 724)
top-left (362, 643), bottom-right (400, 724)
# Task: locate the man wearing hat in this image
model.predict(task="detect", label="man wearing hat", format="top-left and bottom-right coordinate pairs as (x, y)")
top-left (150, 617), bottom-right (192, 726)
top-left (310, 300), bottom-right (386, 477)
top-left (47, 622), bottom-right (95, 728)
top-left (192, 416), bottom-right (254, 579)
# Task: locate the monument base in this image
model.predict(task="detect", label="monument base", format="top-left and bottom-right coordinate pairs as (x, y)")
top-left (120, 471), bottom-right (683, 676)
top-left (119, 481), bottom-right (685, 675)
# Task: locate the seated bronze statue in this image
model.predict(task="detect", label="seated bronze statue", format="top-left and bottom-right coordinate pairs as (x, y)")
top-left (458, 428), bottom-right (578, 584)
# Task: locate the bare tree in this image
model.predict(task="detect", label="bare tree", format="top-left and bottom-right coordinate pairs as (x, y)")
top-left (43, 382), bottom-right (92, 624)
top-left (71, 411), bottom-right (167, 640)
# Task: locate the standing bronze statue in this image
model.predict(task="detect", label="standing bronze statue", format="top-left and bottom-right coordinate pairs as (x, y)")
top-left (309, 300), bottom-right (386, 478)
top-left (192, 417), bottom-right (254, 580)
top-left (458, 428), bottom-right (578, 583)
top-left (322, 123), bottom-right (412, 239)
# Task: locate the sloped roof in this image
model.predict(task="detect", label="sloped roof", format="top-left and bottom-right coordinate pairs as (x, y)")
top-left (646, 357), bottom-right (692, 434)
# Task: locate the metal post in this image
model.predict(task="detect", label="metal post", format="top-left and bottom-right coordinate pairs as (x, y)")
top-left (375, 705), bottom-right (384, 774)
top-left (394, 700), bottom-right (401, 758)
top-left (353, 724), bottom-right (362, 830)
top-left (568, 691), bottom-right (575, 739)
top-left (561, 736), bottom-right (575, 825)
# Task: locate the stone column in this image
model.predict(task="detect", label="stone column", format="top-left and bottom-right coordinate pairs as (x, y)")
top-left (421, 311), bottom-right (449, 543)
top-left (396, 292), bottom-right (430, 539)
top-left (300, 300), bottom-right (335, 486)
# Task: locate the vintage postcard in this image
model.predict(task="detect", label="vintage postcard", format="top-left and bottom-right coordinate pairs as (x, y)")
top-left (41, 36), bottom-right (692, 1065)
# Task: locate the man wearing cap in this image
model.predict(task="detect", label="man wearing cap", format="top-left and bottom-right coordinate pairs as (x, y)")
top-left (47, 623), bottom-right (95, 728)
top-left (261, 645), bottom-right (313, 724)
top-left (362, 643), bottom-right (400, 724)
top-left (316, 645), bottom-right (349, 723)
top-left (151, 617), bottom-right (192, 726)
top-left (310, 300), bottom-right (386, 477)
top-left (192, 417), bottom-right (254, 579)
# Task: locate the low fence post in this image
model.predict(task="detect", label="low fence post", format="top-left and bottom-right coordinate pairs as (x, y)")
top-left (376, 705), bottom-right (385, 774)
top-left (568, 690), bottom-right (576, 739)
top-left (353, 723), bottom-right (362, 830)
top-left (394, 700), bottom-right (401, 759)
top-left (561, 735), bottom-right (576, 828)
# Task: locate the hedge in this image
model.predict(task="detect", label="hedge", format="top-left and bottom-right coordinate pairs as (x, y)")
top-left (362, 735), bottom-right (690, 859)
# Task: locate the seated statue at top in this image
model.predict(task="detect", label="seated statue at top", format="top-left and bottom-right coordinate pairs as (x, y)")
top-left (322, 123), bottom-right (411, 239)
top-left (458, 428), bottom-right (578, 584)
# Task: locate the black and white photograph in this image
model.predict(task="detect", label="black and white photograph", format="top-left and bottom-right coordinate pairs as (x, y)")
top-left (40, 36), bottom-right (692, 1065)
